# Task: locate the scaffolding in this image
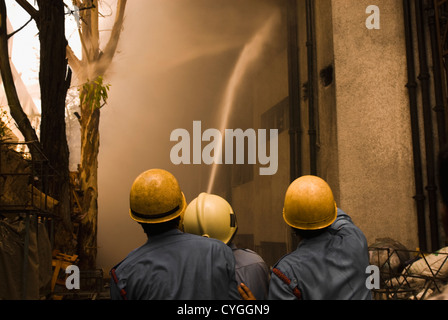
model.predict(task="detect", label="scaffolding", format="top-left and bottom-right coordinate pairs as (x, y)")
top-left (0, 141), bottom-right (58, 299)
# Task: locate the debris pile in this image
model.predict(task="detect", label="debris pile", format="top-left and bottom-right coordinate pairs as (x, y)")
top-left (369, 238), bottom-right (448, 300)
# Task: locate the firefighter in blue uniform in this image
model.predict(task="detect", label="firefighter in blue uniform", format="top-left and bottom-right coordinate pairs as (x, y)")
top-left (182, 193), bottom-right (270, 300)
top-left (266, 175), bottom-right (372, 300)
top-left (109, 169), bottom-right (240, 300)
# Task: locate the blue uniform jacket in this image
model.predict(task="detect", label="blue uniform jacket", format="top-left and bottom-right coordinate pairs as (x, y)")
top-left (110, 229), bottom-right (240, 300)
top-left (230, 243), bottom-right (270, 300)
top-left (268, 209), bottom-right (372, 300)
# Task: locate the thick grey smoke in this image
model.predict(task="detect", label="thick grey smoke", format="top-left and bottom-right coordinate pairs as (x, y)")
top-left (96, 0), bottom-right (283, 270)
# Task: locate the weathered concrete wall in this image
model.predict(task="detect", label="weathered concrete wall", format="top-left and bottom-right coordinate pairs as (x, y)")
top-left (330, 0), bottom-right (419, 250)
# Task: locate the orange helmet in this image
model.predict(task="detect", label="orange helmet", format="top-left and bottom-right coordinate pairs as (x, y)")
top-left (283, 175), bottom-right (337, 230)
top-left (129, 169), bottom-right (186, 224)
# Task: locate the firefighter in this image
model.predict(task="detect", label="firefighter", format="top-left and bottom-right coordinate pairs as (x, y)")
top-left (267, 175), bottom-right (372, 300)
top-left (240, 175), bottom-right (372, 300)
top-left (182, 192), bottom-right (270, 300)
top-left (109, 169), bottom-right (240, 300)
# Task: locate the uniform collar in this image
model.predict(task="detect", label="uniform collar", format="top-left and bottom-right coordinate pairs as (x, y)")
top-left (147, 228), bottom-right (183, 242)
top-left (228, 242), bottom-right (237, 250)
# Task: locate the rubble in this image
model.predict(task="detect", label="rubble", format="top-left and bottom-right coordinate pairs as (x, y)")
top-left (369, 238), bottom-right (448, 300)
top-left (369, 238), bottom-right (411, 278)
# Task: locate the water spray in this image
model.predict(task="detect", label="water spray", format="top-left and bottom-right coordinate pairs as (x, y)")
top-left (206, 11), bottom-right (280, 194)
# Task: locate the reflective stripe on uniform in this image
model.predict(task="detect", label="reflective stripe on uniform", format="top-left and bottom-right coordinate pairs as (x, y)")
top-left (272, 267), bottom-right (302, 300)
top-left (111, 268), bottom-right (128, 300)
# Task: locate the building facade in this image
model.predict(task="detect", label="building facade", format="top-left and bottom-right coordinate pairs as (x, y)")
top-left (224, 0), bottom-right (448, 267)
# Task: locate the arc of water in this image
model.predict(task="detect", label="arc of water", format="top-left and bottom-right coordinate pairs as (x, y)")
top-left (206, 12), bottom-right (280, 194)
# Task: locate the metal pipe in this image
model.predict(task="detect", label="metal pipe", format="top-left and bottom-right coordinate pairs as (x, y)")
top-left (287, 0), bottom-right (302, 181)
top-left (427, 0), bottom-right (447, 148)
top-left (433, 0), bottom-right (448, 140)
top-left (306, 0), bottom-right (317, 175)
top-left (415, 0), bottom-right (440, 250)
top-left (403, 0), bottom-right (427, 252)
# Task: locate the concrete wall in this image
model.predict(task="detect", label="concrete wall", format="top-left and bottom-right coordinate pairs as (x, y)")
top-left (329, 0), bottom-right (419, 250)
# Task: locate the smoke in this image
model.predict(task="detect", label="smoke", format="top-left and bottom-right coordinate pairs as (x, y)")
top-left (96, 0), bottom-right (284, 271)
top-left (207, 12), bottom-right (282, 193)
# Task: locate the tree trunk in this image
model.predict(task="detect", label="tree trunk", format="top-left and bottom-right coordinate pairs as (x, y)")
top-left (67, 0), bottom-right (127, 270)
top-left (36, 0), bottom-right (74, 253)
top-left (77, 99), bottom-right (100, 270)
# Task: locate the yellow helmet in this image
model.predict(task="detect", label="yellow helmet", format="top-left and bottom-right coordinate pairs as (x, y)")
top-left (283, 175), bottom-right (337, 230)
top-left (129, 169), bottom-right (186, 224)
top-left (182, 193), bottom-right (237, 244)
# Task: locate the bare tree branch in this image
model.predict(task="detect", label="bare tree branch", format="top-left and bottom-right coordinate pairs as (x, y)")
top-left (0, 0), bottom-right (40, 151)
top-left (7, 15), bottom-right (32, 39)
top-left (66, 44), bottom-right (82, 77)
top-left (96, 0), bottom-right (127, 75)
top-left (15, 0), bottom-right (39, 21)
top-left (78, 0), bottom-right (100, 65)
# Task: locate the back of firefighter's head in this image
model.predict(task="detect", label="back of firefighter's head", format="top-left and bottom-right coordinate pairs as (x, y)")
top-left (129, 169), bottom-right (186, 235)
top-left (283, 175), bottom-right (337, 238)
top-left (182, 193), bottom-right (238, 245)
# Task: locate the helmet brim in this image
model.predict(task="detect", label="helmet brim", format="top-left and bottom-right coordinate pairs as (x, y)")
top-left (130, 192), bottom-right (187, 224)
top-left (283, 202), bottom-right (338, 230)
